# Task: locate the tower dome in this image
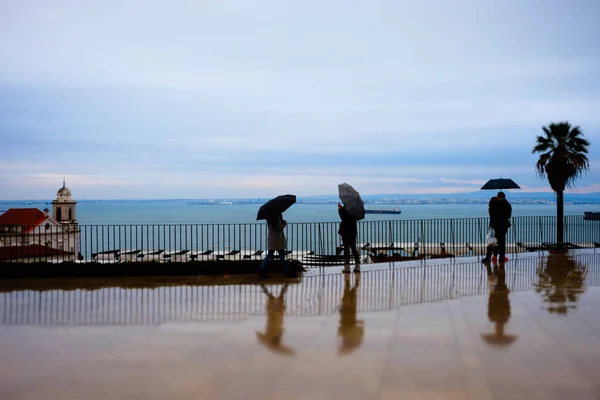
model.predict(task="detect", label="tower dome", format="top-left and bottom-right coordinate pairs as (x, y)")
top-left (56, 178), bottom-right (72, 201)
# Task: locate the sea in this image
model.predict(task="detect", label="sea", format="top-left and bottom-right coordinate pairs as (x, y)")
top-left (1, 200), bottom-right (600, 225)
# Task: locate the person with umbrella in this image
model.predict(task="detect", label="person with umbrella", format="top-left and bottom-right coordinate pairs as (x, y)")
top-left (337, 183), bottom-right (364, 273)
top-left (338, 203), bottom-right (361, 273)
top-left (259, 213), bottom-right (295, 278)
top-left (257, 195), bottom-right (297, 278)
top-left (481, 179), bottom-right (518, 264)
top-left (490, 192), bottom-right (512, 264)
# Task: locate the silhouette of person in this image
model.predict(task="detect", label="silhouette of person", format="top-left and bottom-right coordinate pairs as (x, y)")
top-left (259, 213), bottom-right (295, 278)
top-left (482, 196), bottom-right (499, 263)
top-left (256, 283), bottom-right (295, 355)
top-left (481, 265), bottom-right (517, 346)
top-left (338, 273), bottom-right (364, 355)
top-left (490, 192), bottom-right (512, 264)
top-left (338, 203), bottom-right (361, 273)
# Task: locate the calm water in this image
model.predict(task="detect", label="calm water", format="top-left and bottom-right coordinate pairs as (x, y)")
top-left (1, 200), bottom-right (599, 225)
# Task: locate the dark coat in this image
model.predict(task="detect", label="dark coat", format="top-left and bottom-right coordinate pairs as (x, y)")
top-left (488, 197), bottom-right (499, 227)
top-left (338, 206), bottom-right (357, 237)
top-left (491, 198), bottom-right (512, 232)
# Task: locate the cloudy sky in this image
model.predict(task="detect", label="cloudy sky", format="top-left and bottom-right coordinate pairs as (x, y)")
top-left (1, 0), bottom-right (599, 199)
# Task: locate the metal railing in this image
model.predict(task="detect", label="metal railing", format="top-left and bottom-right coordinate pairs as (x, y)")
top-left (0, 252), bottom-right (597, 325)
top-left (1, 215), bottom-right (599, 263)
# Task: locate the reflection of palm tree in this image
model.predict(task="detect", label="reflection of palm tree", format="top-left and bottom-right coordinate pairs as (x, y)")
top-left (338, 273), bottom-right (364, 355)
top-left (481, 265), bottom-right (517, 347)
top-left (256, 283), bottom-right (295, 355)
top-left (536, 254), bottom-right (587, 315)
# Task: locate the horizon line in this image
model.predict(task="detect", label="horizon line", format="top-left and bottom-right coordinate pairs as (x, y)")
top-left (3, 190), bottom-right (600, 202)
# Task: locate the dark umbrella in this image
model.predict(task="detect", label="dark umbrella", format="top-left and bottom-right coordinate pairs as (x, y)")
top-left (338, 183), bottom-right (365, 221)
top-left (256, 332), bottom-right (296, 355)
top-left (256, 194), bottom-right (296, 220)
top-left (481, 178), bottom-right (521, 190)
top-left (480, 333), bottom-right (518, 347)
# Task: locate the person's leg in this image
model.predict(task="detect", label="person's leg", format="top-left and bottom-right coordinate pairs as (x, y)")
top-left (351, 236), bottom-right (361, 272)
top-left (277, 249), bottom-right (290, 273)
top-left (342, 235), bottom-right (351, 273)
top-left (497, 229), bottom-right (507, 262)
top-left (482, 245), bottom-right (494, 262)
top-left (260, 250), bottom-right (274, 271)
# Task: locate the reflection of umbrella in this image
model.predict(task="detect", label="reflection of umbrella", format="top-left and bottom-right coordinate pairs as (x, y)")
top-left (481, 178), bottom-right (521, 190)
top-left (256, 332), bottom-right (296, 355)
top-left (256, 194), bottom-right (296, 220)
top-left (338, 183), bottom-right (365, 221)
top-left (338, 324), bottom-right (364, 355)
top-left (480, 333), bottom-right (518, 346)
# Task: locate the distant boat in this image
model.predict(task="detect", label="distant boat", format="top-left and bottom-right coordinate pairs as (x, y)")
top-left (584, 212), bottom-right (600, 220)
top-left (365, 207), bottom-right (402, 215)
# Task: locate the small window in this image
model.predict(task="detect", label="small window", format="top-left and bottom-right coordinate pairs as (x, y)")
top-left (45, 223), bottom-right (50, 230)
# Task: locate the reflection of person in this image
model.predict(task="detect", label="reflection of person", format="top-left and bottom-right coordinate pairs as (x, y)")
top-left (338, 203), bottom-right (360, 273)
top-left (482, 265), bottom-right (516, 346)
top-left (488, 266), bottom-right (510, 333)
top-left (259, 213), bottom-right (294, 278)
top-left (338, 273), bottom-right (364, 355)
top-left (490, 192), bottom-right (512, 264)
top-left (482, 196), bottom-right (499, 263)
top-left (256, 284), bottom-right (295, 355)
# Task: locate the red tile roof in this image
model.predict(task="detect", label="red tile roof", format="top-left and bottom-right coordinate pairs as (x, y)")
top-left (0, 245), bottom-right (73, 261)
top-left (0, 208), bottom-right (48, 233)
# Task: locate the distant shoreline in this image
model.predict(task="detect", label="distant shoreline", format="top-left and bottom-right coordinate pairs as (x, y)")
top-left (2, 190), bottom-right (600, 205)
top-left (3, 200), bottom-right (600, 205)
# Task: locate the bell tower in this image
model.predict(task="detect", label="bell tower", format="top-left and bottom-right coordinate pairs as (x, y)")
top-left (52, 178), bottom-right (78, 228)
top-left (51, 178), bottom-right (80, 257)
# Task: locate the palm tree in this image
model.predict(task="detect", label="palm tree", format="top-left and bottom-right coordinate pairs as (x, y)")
top-left (532, 122), bottom-right (590, 245)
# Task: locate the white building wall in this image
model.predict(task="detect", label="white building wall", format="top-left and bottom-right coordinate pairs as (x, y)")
top-left (0, 222), bottom-right (80, 261)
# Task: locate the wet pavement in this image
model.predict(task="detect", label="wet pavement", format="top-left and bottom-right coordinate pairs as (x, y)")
top-left (1, 250), bottom-right (600, 399)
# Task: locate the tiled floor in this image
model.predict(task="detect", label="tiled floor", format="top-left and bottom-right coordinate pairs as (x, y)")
top-left (1, 250), bottom-right (600, 399)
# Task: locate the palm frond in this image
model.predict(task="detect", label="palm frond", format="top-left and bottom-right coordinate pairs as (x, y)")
top-left (534, 121), bottom-right (591, 189)
top-left (535, 153), bottom-right (551, 177)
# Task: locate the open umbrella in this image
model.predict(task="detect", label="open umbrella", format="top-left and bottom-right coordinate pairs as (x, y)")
top-left (256, 194), bottom-right (296, 220)
top-left (256, 332), bottom-right (296, 355)
top-left (480, 333), bottom-right (518, 347)
top-left (338, 183), bottom-right (365, 221)
top-left (481, 178), bottom-right (521, 190)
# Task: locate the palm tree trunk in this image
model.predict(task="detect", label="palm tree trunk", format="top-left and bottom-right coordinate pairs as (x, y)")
top-left (556, 190), bottom-right (564, 244)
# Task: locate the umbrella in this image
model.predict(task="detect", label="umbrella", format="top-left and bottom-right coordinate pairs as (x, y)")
top-left (338, 183), bottom-right (365, 221)
top-left (481, 178), bottom-right (521, 190)
top-left (256, 194), bottom-right (296, 220)
top-left (338, 324), bottom-right (365, 355)
top-left (256, 332), bottom-right (296, 355)
top-left (480, 333), bottom-right (518, 347)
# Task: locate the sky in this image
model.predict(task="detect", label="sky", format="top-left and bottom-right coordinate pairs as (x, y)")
top-left (1, 0), bottom-right (599, 199)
